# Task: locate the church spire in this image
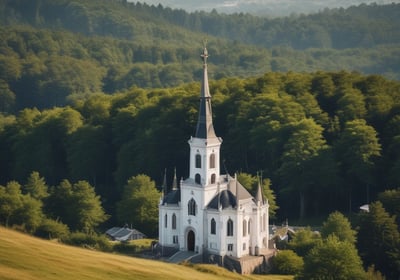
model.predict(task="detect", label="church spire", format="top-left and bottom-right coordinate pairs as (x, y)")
top-left (194, 46), bottom-right (217, 139)
top-left (255, 174), bottom-right (265, 205)
top-left (172, 167), bottom-right (178, 190)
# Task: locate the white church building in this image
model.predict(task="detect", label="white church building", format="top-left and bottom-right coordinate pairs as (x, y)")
top-left (158, 47), bottom-right (270, 269)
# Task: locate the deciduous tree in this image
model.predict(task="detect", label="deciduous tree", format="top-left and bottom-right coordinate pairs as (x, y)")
top-left (116, 174), bottom-right (160, 236)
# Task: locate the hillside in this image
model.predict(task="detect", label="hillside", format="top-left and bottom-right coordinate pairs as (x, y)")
top-left (0, 0), bottom-right (399, 113)
top-left (0, 227), bottom-right (292, 280)
top-left (137, 0), bottom-right (400, 16)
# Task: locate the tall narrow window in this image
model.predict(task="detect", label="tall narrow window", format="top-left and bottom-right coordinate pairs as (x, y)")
top-left (210, 218), bottom-right (217, 234)
top-left (248, 219), bottom-right (251, 235)
top-left (211, 218), bottom-right (216, 235)
top-left (211, 173), bottom-right (216, 184)
top-left (209, 153), bottom-right (215, 168)
top-left (243, 219), bottom-right (247, 237)
top-left (172, 213), bottom-right (177, 230)
top-left (195, 174), bottom-right (201, 184)
top-left (227, 219), bottom-right (233, 236)
top-left (164, 214), bottom-right (168, 228)
top-left (188, 198), bottom-right (197, 216)
top-left (195, 154), bottom-right (201, 168)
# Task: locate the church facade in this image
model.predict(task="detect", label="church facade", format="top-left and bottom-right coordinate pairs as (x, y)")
top-left (158, 47), bottom-right (269, 261)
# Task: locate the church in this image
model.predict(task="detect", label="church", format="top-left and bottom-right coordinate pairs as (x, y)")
top-left (158, 46), bottom-right (270, 267)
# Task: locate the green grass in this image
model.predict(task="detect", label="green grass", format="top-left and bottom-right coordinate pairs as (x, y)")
top-left (0, 227), bottom-right (293, 280)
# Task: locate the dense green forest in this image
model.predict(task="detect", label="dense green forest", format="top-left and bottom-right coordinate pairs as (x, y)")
top-left (1, 72), bottom-right (400, 278)
top-left (1, 71), bottom-right (399, 217)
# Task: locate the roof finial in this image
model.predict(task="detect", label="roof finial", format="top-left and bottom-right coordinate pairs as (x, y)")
top-left (172, 167), bottom-right (178, 190)
top-left (201, 39), bottom-right (208, 64)
top-left (255, 171), bottom-right (265, 205)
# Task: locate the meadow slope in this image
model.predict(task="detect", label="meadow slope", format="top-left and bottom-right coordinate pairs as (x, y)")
top-left (0, 227), bottom-right (292, 280)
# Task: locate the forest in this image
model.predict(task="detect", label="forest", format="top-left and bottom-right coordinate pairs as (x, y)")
top-left (0, 0), bottom-right (399, 278)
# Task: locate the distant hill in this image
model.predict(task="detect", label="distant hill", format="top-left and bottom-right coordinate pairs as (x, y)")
top-left (136, 0), bottom-right (400, 16)
top-left (0, 227), bottom-right (292, 280)
top-left (0, 0), bottom-right (399, 112)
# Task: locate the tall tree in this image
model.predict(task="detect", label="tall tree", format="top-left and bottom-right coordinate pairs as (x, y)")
top-left (334, 119), bottom-right (381, 211)
top-left (377, 188), bottom-right (400, 227)
top-left (321, 211), bottom-right (356, 244)
top-left (116, 174), bottom-right (160, 236)
top-left (278, 118), bottom-right (328, 219)
top-left (23, 171), bottom-right (48, 200)
top-left (301, 235), bottom-right (365, 280)
top-left (47, 179), bottom-right (108, 233)
top-left (0, 181), bottom-right (23, 227)
top-left (357, 201), bottom-right (400, 279)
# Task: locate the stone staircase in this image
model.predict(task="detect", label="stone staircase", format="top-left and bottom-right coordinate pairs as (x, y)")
top-left (168, 250), bottom-right (198, 263)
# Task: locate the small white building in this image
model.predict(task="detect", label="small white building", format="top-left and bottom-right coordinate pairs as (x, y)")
top-left (158, 47), bottom-right (269, 264)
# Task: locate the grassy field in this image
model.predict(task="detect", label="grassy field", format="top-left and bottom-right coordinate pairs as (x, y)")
top-left (0, 227), bottom-right (293, 280)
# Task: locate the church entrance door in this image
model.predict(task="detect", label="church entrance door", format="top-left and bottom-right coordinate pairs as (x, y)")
top-left (187, 230), bottom-right (195, 251)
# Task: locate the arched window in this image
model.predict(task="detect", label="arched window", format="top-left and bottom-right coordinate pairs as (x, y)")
top-left (248, 219), bottom-right (251, 235)
top-left (164, 214), bottom-right (168, 228)
top-left (209, 153), bottom-right (215, 168)
top-left (195, 174), bottom-right (201, 184)
top-left (195, 154), bottom-right (201, 168)
top-left (243, 219), bottom-right (247, 237)
top-left (188, 198), bottom-right (197, 216)
top-left (227, 219), bottom-right (233, 236)
top-left (172, 213), bottom-right (176, 230)
top-left (211, 173), bottom-right (216, 184)
top-left (211, 218), bottom-right (216, 235)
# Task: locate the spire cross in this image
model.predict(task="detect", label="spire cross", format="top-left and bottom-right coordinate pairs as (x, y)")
top-left (201, 47), bottom-right (209, 64)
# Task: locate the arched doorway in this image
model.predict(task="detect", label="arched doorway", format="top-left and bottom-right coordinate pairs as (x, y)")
top-left (187, 230), bottom-right (195, 251)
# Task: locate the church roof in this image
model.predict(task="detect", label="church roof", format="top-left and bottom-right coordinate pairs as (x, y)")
top-left (162, 189), bottom-right (180, 205)
top-left (207, 176), bottom-right (253, 210)
top-left (194, 47), bottom-right (217, 139)
top-left (207, 189), bottom-right (237, 210)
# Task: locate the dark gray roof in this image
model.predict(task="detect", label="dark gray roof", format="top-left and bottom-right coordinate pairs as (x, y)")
top-left (207, 189), bottom-right (237, 210)
top-left (162, 189), bottom-right (181, 205)
top-left (105, 227), bottom-right (146, 241)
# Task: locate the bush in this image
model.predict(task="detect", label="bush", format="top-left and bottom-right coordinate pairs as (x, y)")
top-left (35, 218), bottom-right (70, 240)
top-left (272, 250), bottom-right (304, 275)
top-left (112, 242), bottom-right (141, 255)
top-left (61, 232), bottom-right (112, 252)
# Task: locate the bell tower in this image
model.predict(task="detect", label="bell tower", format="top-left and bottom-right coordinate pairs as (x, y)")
top-left (188, 46), bottom-right (222, 187)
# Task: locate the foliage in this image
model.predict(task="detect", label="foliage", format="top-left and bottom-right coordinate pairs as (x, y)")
top-left (299, 235), bottom-right (365, 280)
top-left (46, 179), bottom-right (108, 233)
top-left (116, 174), bottom-right (161, 237)
top-left (287, 228), bottom-right (321, 257)
top-left (35, 218), bottom-right (70, 240)
top-left (357, 201), bottom-right (400, 279)
top-left (377, 188), bottom-right (400, 227)
top-left (271, 250), bottom-right (304, 275)
top-left (1, 71), bottom-right (399, 222)
top-left (61, 231), bottom-right (112, 252)
top-left (321, 211), bottom-right (356, 244)
top-left (23, 171), bottom-right (49, 200)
